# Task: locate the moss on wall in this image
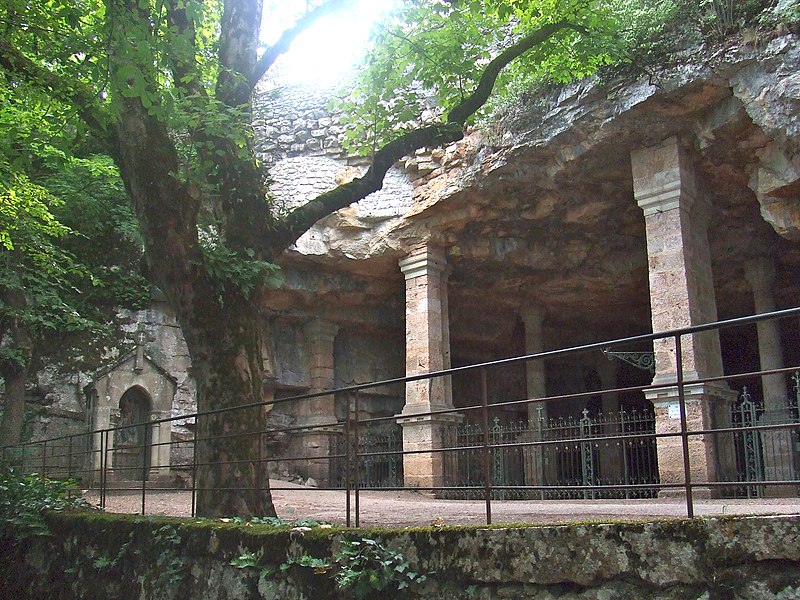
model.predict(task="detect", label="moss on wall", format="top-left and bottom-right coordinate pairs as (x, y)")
top-left (2, 512), bottom-right (800, 599)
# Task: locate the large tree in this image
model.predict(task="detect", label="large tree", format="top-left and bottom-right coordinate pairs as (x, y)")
top-left (0, 0), bottom-right (625, 516)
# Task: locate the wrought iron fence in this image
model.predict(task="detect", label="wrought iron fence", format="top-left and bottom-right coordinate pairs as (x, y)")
top-left (330, 424), bottom-right (402, 489)
top-left (731, 374), bottom-right (800, 498)
top-left (443, 408), bottom-right (658, 500)
top-left (2, 307), bottom-right (800, 526)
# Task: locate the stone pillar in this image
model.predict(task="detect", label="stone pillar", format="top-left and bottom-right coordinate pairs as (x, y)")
top-left (148, 412), bottom-right (171, 480)
top-left (92, 405), bottom-right (113, 475)
top-left (598, 358), bottom-right (625, 484)
top-left (745, 257), bottom-right (795, 488)
top-left (632, 136), bottom-right (736, 492)
top-left (522, 308), bottom-right (548, 488)
top-left (396, 244), bottom-right (459, 489)
top-left (296, 320), bottom-right (340, 485)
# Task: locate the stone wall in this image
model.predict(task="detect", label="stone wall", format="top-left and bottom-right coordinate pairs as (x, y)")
top-left (254, 82), bottom-right (415, 261)
top-left (2, 512), bottom-right (800, 599)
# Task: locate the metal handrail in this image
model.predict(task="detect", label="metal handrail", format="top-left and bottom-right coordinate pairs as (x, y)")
top-left (2, 307), bottom-right (799, 525)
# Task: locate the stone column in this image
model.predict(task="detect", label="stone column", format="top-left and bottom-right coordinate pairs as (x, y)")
top-left (296, 320), bottom-right (340, 485)
top-left (598, 358), bottom-right (625, 484)
top-left (91, 404), bottom-right (113, 476)
top-left (745, 257), bottom-right (795, 488)
top-left (148, 412), bottom-right (171, 480)
top-left (522, 308), bottom-right (548, 488)
top-left (631, 136), bottom-right (736, 492)
top-left (396, 244), bottom-right (459, 489)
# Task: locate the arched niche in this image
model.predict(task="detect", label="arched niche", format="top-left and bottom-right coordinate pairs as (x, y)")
top-left (113, 386), bottom-right (153, 480)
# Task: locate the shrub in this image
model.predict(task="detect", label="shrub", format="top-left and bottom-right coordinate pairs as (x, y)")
top-left (0, 466), bottom-right (95, 538)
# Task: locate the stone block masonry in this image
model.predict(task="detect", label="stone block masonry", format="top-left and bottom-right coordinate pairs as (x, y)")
top-left (3, 512), bottom-right (800, 599)
top-left (397, 243), bottom-right (460, 489)
top-left (632, 136), bottom-right (737, 491)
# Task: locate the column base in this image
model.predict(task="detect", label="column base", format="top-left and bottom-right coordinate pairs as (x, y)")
top-left (288, 425), bottom-right (342, 487)
top-left (646, 381), bottom-right (738, 489)
top-left (396, 411), bottom-right (461, 490)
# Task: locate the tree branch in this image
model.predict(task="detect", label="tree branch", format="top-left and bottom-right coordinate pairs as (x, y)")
top-left (216, 0), bottom-right (264, 106)
top-left (0, 35), bottom-right (112, 143)
top-left (247, 0), bottom-right (357, 94)
top-left (165, 0), bottom-right (205, 98)
top-left (275, 122), bottom-right (463, 250)
top-left (275, 19), bottom-right (573, 247)
top-left (447, 21), bottom-right (568, 125)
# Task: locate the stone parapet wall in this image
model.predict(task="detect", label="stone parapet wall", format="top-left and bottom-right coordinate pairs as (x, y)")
top-left (3, 512), bottom-right (800, 599)
top-left (253, 82), bottom-right (416, 258)
top-left (253, 83), bottom-right (350, 165)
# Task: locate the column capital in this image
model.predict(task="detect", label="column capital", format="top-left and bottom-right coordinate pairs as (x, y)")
top-left (744, 256), bottom-right (776, 295)
top-left (632, 136), bottom-right (701, 217)
top-left (305, 319), bottom-right (339, 342)
top-left (399, 245), bottom-right (446, 280)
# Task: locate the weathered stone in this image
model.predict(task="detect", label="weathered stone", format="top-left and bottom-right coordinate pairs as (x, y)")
top-left (4, 513), bottom-right (800, 599)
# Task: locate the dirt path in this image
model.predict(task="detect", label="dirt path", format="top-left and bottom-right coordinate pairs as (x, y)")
top-left (82, 482), bottom-right (800, 527)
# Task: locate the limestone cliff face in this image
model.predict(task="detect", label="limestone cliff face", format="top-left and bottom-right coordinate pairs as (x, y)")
top-left (416, 35), bottom-right (800, 337)
top-left (259, 34), bottom-right (799, 267)
top-left (256, 34), bottom-right (800, 344)
top-left (9, 34), bottom-right (799, 443)
top-left (413, 35), bottom-right (799, 237)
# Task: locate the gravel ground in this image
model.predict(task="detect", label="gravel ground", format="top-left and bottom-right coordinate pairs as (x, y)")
top-left (82, 482), bottom-right (800, 527)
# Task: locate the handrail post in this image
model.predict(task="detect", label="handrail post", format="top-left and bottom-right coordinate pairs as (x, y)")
top-left (675, 334), bottom-right (694, 518)
top-left (67, 436), bottom-right (73, 497)
top-left (480, 367), bottom-right (492, 525)
top-left (191, 431), bottom-right (198, 518)
top-left (354, 390), bottom-right (361, 528)
top-left (256, 426), bottom-right (263, 508)
top-left (41, 440), bottom-right (47, 480)
top-left (345, 393), bottom-right (352, 527)
top-left (101, 430), bottom-right (109, 509)
top-left (97, 432), bottom-right (103, 503)
top-left (141, 425), bottom-right (148, 515)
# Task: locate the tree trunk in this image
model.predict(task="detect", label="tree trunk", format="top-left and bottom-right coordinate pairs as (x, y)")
top-left (0, 361), bottom-right (29, 447)
top-left (0, 288), bottom-right (34, 447)
top-left (109, 92), bottom-right (277, 517)
top-left (183, 295), bottom-right (276, 517)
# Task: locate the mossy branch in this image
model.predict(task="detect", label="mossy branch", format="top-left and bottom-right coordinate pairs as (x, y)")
top-left (276, 19), bottom-right (575, 247)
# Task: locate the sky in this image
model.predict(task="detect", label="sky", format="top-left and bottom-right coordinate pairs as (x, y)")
top-left (261, 0), bottom-right (397, 87)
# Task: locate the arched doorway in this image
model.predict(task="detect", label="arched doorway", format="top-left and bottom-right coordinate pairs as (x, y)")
top-left (113, 386), bottom-right (152, 480)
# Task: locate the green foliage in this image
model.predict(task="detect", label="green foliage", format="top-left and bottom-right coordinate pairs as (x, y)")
top-left (200, 229), bottom-right (283, 301)
top-left (335, 0), bottom-right (790, 153)
top-left (0, 175), bottom-right (95, 366)
top-left (230, 548), bottom-right (263, 569)
top-left (334, 0), bottom-right (621, 155)
top-left (593, 0), bottom-right (791, 79)
top-left (0, 162), bottom-right (149, 372)
top-left (333, 537), bottom-right (427, 599)
top-left (139, 525), bottom-right (188, 593)
top-left (66, 525), bottom-right (186, 597)
top-left (0, 466), bottom-right (94, 539)
top-left (232, 533), bottom-right (428, 599)
top-left (42, 155), bottom-right (150, 312)
top-left (0, 57), bottom-right (148, 375)
top-left (226, 515), bottom-right (330, 527)
top-left (0, 176), bottom-right (71, 252)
